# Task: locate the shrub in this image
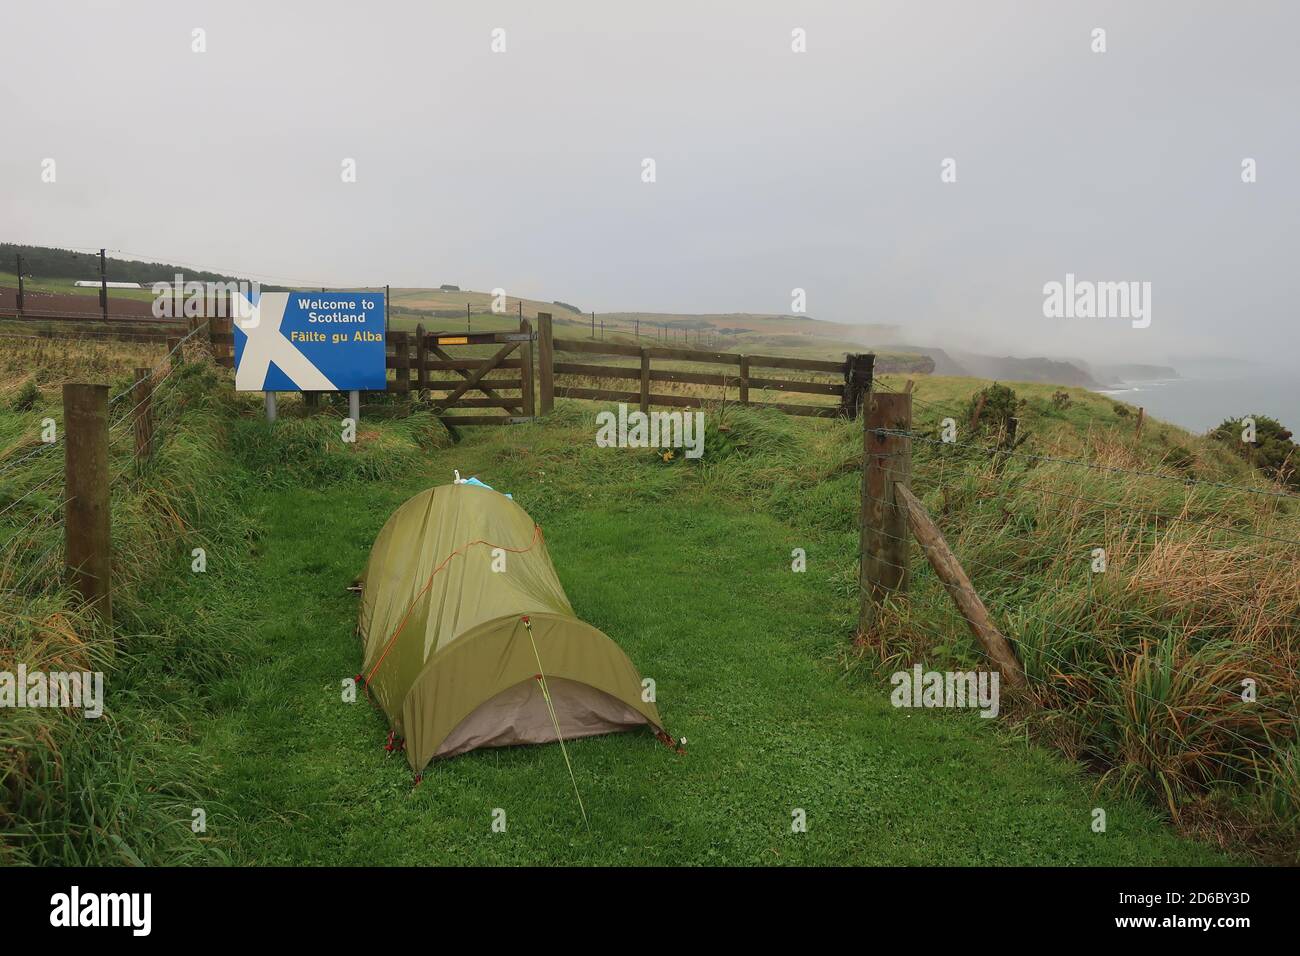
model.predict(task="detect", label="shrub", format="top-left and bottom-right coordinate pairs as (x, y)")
top-left (1209, 414), bottom-right (1298, 489)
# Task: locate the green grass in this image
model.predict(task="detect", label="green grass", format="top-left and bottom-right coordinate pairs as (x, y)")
top-left (5, 347), bottom-right (1293, 865)
top-left (183, 407), bottom-right (1230, 865)
top-left (0, 270), bottom-right (159, 302)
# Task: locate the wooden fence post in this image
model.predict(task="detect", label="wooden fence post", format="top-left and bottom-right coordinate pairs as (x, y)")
top-left (206, 303), bottom-right (217, 355)
top-left (519, 318), bottom-right (536, 419)
top-left (1135, 406), bottom-right (1145, 440)
top-left (859, 391), bottom-right (912, 633)
top-left (63, 384), bottom-right (112, 625)
top-left (895, 483), bottom-right (1025, 687)
top-left (739, 355), bottom-right (750, 405)
top-left (166, 335), bottom-right (183, 370)
top-left (841, 353), bottom-right (874, 419)
top-left (415, 323), bottom-right (429, 399)
top-left (132, 368), bottom-right (154, 466)
top-left (392, 330), bottom-right (411, 397)
top-left (537, 312), bottom-right (554, 414)
top-left (639, 348), bottom-right (651, 414)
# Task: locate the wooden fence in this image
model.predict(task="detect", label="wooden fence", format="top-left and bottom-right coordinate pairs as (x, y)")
top-left (207, 314), bottom-right (535, 427)
top-left (536, 313), bottom-right (874, 419)
top-left (25, 303), bottom-right (873, 427)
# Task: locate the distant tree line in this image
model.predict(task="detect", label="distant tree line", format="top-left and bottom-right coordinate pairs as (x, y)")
top-left (1, 243), bottom-right (280, 289)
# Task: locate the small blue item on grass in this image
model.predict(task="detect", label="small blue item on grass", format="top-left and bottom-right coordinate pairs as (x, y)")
top-left (453, 471), bottom-right (512, 499)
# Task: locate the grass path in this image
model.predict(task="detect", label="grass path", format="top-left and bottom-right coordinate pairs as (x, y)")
top-left (193, 437), bottom-right (1228, 866)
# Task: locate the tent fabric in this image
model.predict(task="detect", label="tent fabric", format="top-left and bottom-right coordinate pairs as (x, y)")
top-left (357, 483), bottom-right (663, 770)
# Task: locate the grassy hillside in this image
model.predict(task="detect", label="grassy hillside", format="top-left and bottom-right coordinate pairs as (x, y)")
top-left (2, 338), bottom-right (1296, 864)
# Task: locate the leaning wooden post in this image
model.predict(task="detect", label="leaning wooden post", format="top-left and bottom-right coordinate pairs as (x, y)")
top-left (537, 312), bottom-right (554, 414)
top-left (895, 483), bottom-right (1025, 688)
top-left (132, 368), bottom-right (154, 466)
top-left (518, 318), bottom-right (536, 419)
top-left (1135, 406), bottom-right (1145, 440)
top-left (63, 384), bottom-right (112, 625)
top-left (859, 391), bottom-right (911, 633)
top-left (639, 347), bottom-right (651, 414)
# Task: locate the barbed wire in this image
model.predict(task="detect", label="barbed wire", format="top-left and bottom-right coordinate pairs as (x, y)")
top-left (872, 426), bottom-right (1300, 502)
top-left (856, 480), bottom-right (1300, 632)
top-left (854, 524), bottom-right (1300, 735)
top-left (904, 449), bottom-right (1300, 548)
top-left (0, 438), bottom-right (63, 480)
top-left (854, 483), bottom-right (1300, 722)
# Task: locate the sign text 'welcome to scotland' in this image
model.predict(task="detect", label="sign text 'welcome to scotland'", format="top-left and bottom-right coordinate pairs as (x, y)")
top-left (233, 291), bottom-right (386, 392)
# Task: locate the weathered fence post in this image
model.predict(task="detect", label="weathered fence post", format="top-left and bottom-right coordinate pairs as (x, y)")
top-left (392, 330), bottom-right (411, 399)
top-left (859, 390), bottom-right (912, 633)
top-left (415, 323), bottom-right (429, 399)
top-left (739, 355), bottom-right (750, 405)
top-left (166, 335), bottom-right (183, 370)
top-left (537, 312), bottom-right (554, 414)
top-left (519, 318), bottom-right (536, 419)
top-left (132, 368), bottom-right (154, 465)
top-left (63, 383), bottom-right (112, 625)
top-left (639, 348), bottom-right (651, 414)
top-left (841, 353), bottom-right (874, 419)
top-left (206, 300), bottom-right (218, 356)
top-left (305, 391), bottom-right (320, 412)
top-left (1135, 406), bottom-right (1145, 440)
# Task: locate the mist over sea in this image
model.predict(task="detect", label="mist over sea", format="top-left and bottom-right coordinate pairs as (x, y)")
top-left (1095, 370), bottom-right (1300, 434)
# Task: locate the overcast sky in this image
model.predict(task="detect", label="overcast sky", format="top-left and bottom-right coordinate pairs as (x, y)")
top-left (3, 1), bottom-right (1296, 366)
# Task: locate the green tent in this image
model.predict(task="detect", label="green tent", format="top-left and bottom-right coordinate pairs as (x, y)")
top-left (357, 483), bottom-right (664, 772)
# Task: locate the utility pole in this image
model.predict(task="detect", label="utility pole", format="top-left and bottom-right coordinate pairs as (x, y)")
top-left (15, 254), bottom-right (24, 315)
top-left (590, 311), bottom-right (595, 339)
top-left (99, 248), bottom-right (108, 320)
top-left (466, 302), bottom-right (471, 333)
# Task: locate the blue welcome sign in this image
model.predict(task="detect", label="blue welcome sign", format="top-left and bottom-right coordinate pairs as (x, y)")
top-left (233, 291), bottom-right (386, 392)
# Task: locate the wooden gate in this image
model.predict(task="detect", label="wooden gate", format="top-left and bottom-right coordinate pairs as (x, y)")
top-left (388, 319), bottom-right (536, 428)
